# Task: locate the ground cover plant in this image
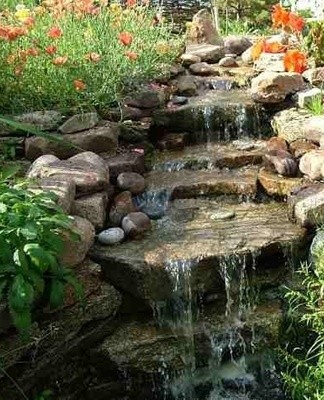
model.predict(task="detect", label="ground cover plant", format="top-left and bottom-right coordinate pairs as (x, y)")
top-left (0, 0), bottom-right (181, 114)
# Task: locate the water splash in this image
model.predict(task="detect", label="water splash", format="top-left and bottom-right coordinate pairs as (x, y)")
top-left (133, 189), bottom-right (171, 219)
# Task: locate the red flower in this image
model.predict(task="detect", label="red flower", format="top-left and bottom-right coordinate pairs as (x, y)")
top-left (126, 0), bottom-right (136, 6)
top-left (284, 49), bottom-right (307, 73)
top-left (125, 50), bottom-right (138, 60)
top-left (263, 41), bottom-right (286, 53)
top-left (251, 39), bottom-right (265, 61)
top-left (26, 47), bottom-right (39, 56)
top-left (45, 45), bottom-right (57, 55)
top-left (74, 79), bottom-right (86, 91)
top-left (23, 16), bottom-right (35, 27)
top-left (288, 13), bottom-right (305, 32)
top-left (47, 26), bottom-right (62, 39)
top-left (272, 4), bottom-right (290, 28)
top-left (119, 31), bottom-right (133, 46)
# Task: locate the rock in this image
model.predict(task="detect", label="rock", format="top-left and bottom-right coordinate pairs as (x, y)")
top-left (210, 209), bottom-right (235, 220)
top-left (25, 122), bottom-right (119, 160)
top-left (14, 110), bottom-right (63, 131)
top-left (72, 192), bottom-right (109, 230)
top-left (119, 120), bottom-right (150, 142)
top-left (109, 191), bottom-right (137, 226)
top-left (180, 53), bottom-right (201, 66)
top-left (307, 116), bottom-right (324, 144)
top-left (37, 158), bottom-right (110, 195)
top-left (186, 9), bottom-right (224, 46)
top-left (254, 53), bottom-right (285, 72)
top-left (241, 46), bottom-right (254, 65)
top-left (189, 62), bottom-right (217, 76)
top-left (251, 72), bottom-right (306, 103)
top-left (125, 90), bottom-right (164, 109)
top-left (61, 216), bottom-right (95, 266)
top-left (117, 172), bottom-right (145, 195)
top-left (290, 140), bottom-right (318, 159)
top-left (295, 88), bottom-right (322, 108)
top-left (40, 177), bottom-right (76, 213)
top-left (58, 112), bottom-right (99, 134)
top-left (219, 56), bottom-right (238, 67)
top-left (97, 227), bottom-right (125, 245)
top-left (299, 150), bottom-right (324, 180)
top-left (26, 154), bottom-right (60, 178)
top-left (171, 95), bottom-right (188, 106)
top-left (185, 44), bottom-right (225, 63)
top-left (310, 230), bottom-right (324, 261)
top-left (157, 133), bottom-right (186, 151)
top-left (121, 212), bottom-right (151, 238)
top-left (264, 150), bottom-right (298, 177)
top-left (266, 137), bottom-right (288, 153)
top-left (103, 151), bottom-right (145, 184)
top-left (176, 75), bottom-right (198, 96)
top-left (224, 36), bottom-right (252, 56)
top-left (69, 151), bottom-right (109, 175)
top-left (258, 167), bottom-right (304, 196)
top-left (288, 184), bottom-right (324, 227)
top-left (303, 67), bottom-right (324, 86)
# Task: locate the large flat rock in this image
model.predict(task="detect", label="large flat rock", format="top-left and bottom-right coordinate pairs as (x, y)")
top-left (91, 199), bottom-right (307, 302)
top-left (145, 167), bottom-right (258, 199)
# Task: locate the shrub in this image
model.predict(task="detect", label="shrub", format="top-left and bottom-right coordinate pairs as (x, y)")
top-left (0, 165), bottom-right (82, 336)
top-left (0, 1), bottom-right (182, 114)
top-left (303, 20), bottom-right (324, 67)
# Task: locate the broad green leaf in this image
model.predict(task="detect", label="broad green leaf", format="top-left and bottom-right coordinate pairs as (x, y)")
top-left (18, 222), bottom-right (39, 240)
top-left (0, 165), bottom-right (20, 182)
top-left (23, 244), bottom-right (55, 272)
top-left (13, 249), bottom-right (29, 275)
top-left (49, 279), bottom-right (65, 309)
top-left (0, 202), bottom-right (7, 213)
top-left (9, 274), bottom-right (35, 312)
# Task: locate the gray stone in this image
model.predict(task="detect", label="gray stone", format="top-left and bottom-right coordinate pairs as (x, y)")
top-left (72, 192), bottom-right (109, 230)
top-left (254, 53), bottom-right (285, 73)
top-left (25, 122), bottom-right (119, 160)
top-left (295, 88), bottom-right (322, 108)
top-left (40, 177), bottom-right (76, 213)
top-left (14, 110), bottom-right (63, 131)
top-left (300, 150), bottom-right (324, 180)
top-left (97, 228), bottom-right (125, 245)
top-left (303, 67), bottom-right (324, 86)
top-left (171, 96), bottom-right (188, 106)
top-left (185, 44), bottom-right (225, 63)
top-left (251, 72), bottom-right (306, 103)
top-left (121, 212), bottom-right (151, 238)
top-left (189, 62), bottom-right (217, 76)
top-left (109, 191), bottom-right (137, 226)
top-left (241, 46), bottom-right (254, 65)
top-left (224, 36), bottom-right (252, 56)
top-left (125, 90), bottom-right (164, 109)
top-left (180, 53), bottom-right (201, 66)
top-left (210, 209), bottom-right (235, 220)
top-left (186, 9), bottom-right (224, 46)
top-left (59, 112), bottom-right (99, 134)
top-left (26, 154), bottom-right (60, 178)
top-left (310, 230), bottom-right (324, 261)
top-left (103, 151), bottom-right (145, 184)
top-left (176, 75), bottom-right (198, 97)
top-left (219, 56), bottom-right (238, 67)
top-left (69, 151), bottom-right (109, 176)
top-left (264, 150), bottom-right (298, 177)
top-left (117, 172), bottom-right (145, 195)
top-left (60, 216), bottom-right (95, 266)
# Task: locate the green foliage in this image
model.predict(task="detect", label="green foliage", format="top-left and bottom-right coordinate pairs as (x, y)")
top-left (281, 236), bottom-right (324, 399)
top-left (305, 92), bottom-right (324, 116)
top-left (0, 168), bottom-right (82, 336)
top-left (303, 20), bottom-right (324, 67)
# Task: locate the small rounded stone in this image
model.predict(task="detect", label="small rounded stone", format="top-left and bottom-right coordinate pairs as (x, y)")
top-left (97, 227), bottom-right (125, 245)
top-left (117, 172), bottom-right (146, 195)
top-left (210, 210), bottom-right (235, 221)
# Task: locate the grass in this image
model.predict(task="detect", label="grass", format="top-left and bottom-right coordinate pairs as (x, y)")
top-left (305, 92), bottom-right (324, 115)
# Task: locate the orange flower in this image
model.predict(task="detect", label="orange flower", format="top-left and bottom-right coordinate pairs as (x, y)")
top-left (23, 16), bottom-right (35, 27)
top-left (45, 45), bottom-right (57, 55)
top-left (272, 4), bottom-right (290, 29)
top-left (85, 52), bottom-right (101, 62)
top-left (284, 49), bottom-right (307, 73)
top-left (0, 26), bottom-right (28, 41)
top-left (263, 41), bottom-right (286, 53)
top-left (52, 55), bottom-right (68, 65)
top-left (125, 50), bottom-right (138, 60)
top-left (26, 47), bottom-right (39, 56)
top-left (119, 31), bottom-right (133, 46)
top-left (126, 0), bottom-right (136, 6)
top-left (288, 13), bottom-right (305, 32)
top-left (74, 79), bottom-right (86, 91)
top-left (47, 26), bottom-right (62, 39)
top-left (251, 39), bottom-right (265, 61)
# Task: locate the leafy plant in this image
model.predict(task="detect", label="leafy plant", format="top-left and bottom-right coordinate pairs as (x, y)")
top-left (303, 20), bottom-right (324, 67)
top-left (0, 167), bottom-right (82, 336)
top-left (305, 92), bottom-right (324, 116)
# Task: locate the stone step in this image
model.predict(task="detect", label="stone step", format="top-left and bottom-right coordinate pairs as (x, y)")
top-left (152, 140), bottom-right (266, 172)
top-left (151, 90), bottom-right (274, 143)
top-left (145, 167), bottom-right (258, 199)
top-left (91, 199), bottom-right (307, 303)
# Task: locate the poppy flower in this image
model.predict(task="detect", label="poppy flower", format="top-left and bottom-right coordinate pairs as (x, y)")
top-left (119, 31), bottom-right (133, 46)
top-left (45, 45), bottom-right (57, 55)
top-left (125, 50), bottom-right (138, 60)
top-left (74, 79), bottom-right (86, 91)
top-left (85, 52), bottom-right (101, 62)
top-left (263, 41), bottom-right (286, 53)
top-left (272, 4), bottom-right (290, 28)
top-left (288, 13), bottom-right (305, 32)
top-left (284, 49), bottom-right (307, 73)
top-left (26, 47), bottom-right (39, 56)
top-left (52, 56), bottom-right (68, 65)
top-left (47, 26), bottom-right (62, 39)
top-left (126, 0), bottom-right (136, 6)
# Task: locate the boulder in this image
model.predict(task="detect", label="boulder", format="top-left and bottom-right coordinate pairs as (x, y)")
top-left (258, 167), bottom-right (304, 197)
top-left (219, 56), bottom-right (238, 67)
top-left (224, 36), bottom-right (252, 56)
top-left (189, 62), bottom-right (217, 76)
top-left (25, 122), bottom-right (119, 160)
top-left (14, 110), bottom-right (63, 131)
top-left (26, 154), bottom-right (60, 178)
top-left (264, 150), bottom-right (298, 177)
top-left (116, 172), bottom-right (145, 195)
top-left (251, 72), bottom-right (306, 103)
top-left (254, 53), bottom-right (285, 73)
top-left (103, 151), bottom-right (145, 184)
top-left (241, 46), bottom-right (254, 65)
top-left (125, 90), bottom-right (164, 109)
top-left (299, 150), bottom-right (324, 180)
top-left (185, 44), bottom-right (225, 63)
top-left (97, 228), bottom-right (125, 245)
top-left (58, 112), bottom-right (99, 134)
top-left (118, 120), bottom-right (150, 142)
top-left (61, 216), bottom-right (95, 266)
top-left (121, 212), bottom-right (151, 238)
top-left (180, 53), bottom-right (201, 66)
top-left (176, 75), bottom-right (198, 96)
top-left (308, 116), bottom-right (324, 144)
top-left (109, 191), bottom-right (137, 226)
top-left (294, 88), bottom-right (322, 109)
top-left (40, 177), bottom-right (76, 213)
top-left (310, 230), bottom-right (324, 261)
top-left (288, 184), bottom-right (324, 227)
top-left (72, 192), bottom-right (109, 230)
top-left (303, 67), bottom-right (324, 86)
top-left (186, 9), bottom-right (224, 46)
top-left (68, 151), bottom-right (109, 175)
top-left (290, 140), bottom-right (318, 159)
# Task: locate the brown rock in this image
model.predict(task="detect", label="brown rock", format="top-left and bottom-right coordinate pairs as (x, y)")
top-left (302, 67), bottom-right (324, 86)
top-left (117, 172), bottom-right (145, 195)
top-left (299, 150), bottom-right (324, 180)
top-left (264, 150), bottom-right (298, 177)
top-left (58, 112), bottom-right (99, 134)
top-left (176, 76), bottom-right (198, 97)
top-left (258, 167), bottom-right (304, 197)
top-left (218, 56), bottom-right (238, 67)
top-left (25, 122), bottom-right (119, 160)
top-left (125, 90), bottom-right (163, 109)
top-left (68, 151), bottom-right (109, 176)
top-left (185, 44), bottom-right (225, 63)
top-left (109, 191), bottom-right (137, 226)
top-left (157, 133), bottom-right (186, 151)
top-left (180, 53), bottom-right (201, 66)
top-left (61, 216), bottom-right (95, 266)
top-left (186, 9), bottom-right (224, 46)
top-left (26, 154), bottom-right (60, 179)
top-left (290, 140), bottom-right (318, 159)
top-left (189, 62), bottom-right (217, 76)
top-left (224, 36), bottom-right (252, 56)
top-left (121, 212), bottom-right (151, 238)
top-left (40, 177), bottom-right (76, 214)
top-left (72, 192), bottom-right (109, 230)
top-left (103, 152), bottom-right (145, 184)
top-left (266, 137), bottom-right (288, 153)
